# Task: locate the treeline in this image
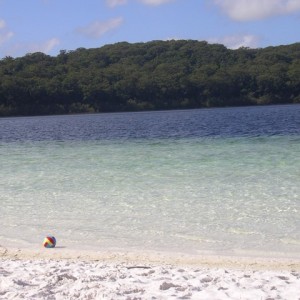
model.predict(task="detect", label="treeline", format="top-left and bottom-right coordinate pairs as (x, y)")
top-left (0, 40), bottom-right (300, 116)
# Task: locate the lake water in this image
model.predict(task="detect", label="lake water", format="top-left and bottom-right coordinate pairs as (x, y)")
top-left (0, 105), bottom-right (299, 258)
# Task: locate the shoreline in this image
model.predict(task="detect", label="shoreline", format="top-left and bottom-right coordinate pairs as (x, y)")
top-left (0, 247), bottom-right (300, 300)
top-left (1, 245), bottom-right (300, 271)
top-left (1, 246), bottom-right (300, 299)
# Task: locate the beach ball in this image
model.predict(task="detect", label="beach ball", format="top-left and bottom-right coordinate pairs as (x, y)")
top-left (43, 236), bottom-right (56, 248)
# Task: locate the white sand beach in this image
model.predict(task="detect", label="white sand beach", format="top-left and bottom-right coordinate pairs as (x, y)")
top-left (1, 247), bottom-right (300, 299)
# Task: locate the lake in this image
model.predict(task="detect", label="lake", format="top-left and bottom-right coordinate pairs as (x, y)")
top-left (0, 104), bottom-right (299, 258)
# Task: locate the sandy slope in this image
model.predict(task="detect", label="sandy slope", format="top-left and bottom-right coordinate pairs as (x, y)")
top-left (1, 247), bottom-right (300, 299)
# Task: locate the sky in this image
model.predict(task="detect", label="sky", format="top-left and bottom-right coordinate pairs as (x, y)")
top-left (0, 0), bottom-right (299, 58)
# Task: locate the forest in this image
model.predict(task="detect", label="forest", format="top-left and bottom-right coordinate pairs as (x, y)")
top-left (0, 40), bottom-right (299, 116)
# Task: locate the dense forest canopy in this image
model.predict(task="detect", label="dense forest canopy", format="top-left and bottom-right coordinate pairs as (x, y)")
top-left (0, 40), bottom-right (299, 116)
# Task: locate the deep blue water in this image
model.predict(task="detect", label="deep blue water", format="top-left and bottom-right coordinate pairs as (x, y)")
top-left (1, 105), bottom-right (299, 142)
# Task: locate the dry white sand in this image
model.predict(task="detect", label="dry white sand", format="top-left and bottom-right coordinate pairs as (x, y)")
top-left (1, 246), bottom-right (300, 299)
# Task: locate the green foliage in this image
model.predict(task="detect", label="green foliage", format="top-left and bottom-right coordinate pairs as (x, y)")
top-left (0, 40), bottom-right (299, 116)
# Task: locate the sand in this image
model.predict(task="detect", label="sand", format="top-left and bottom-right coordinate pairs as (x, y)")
top-left (1, 246), bottom-right (300, 299)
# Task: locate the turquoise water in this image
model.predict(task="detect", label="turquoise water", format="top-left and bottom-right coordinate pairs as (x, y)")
top-left (0, 106), bottom-right (299, 257)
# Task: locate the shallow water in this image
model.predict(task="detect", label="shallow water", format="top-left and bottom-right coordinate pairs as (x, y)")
top-left (0, 105), bottom-right (299, 257)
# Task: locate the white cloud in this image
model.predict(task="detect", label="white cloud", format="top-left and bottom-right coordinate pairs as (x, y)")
top-left (208, 34), bottom-right (260, 49)
top-left (0, 19), bottom-right (6, 29)
top-left (213, 0), bottom-right (300, 21)
top-left (77, 17), bottom-right (123, 39)
top-left (0, 19), bottom-right (14, 46)
top-left (38, 38), bottom-right (60, 53)
top-left (106, 0), bottom-right (174, 7)
top-left (139, 0), bottom-right (175, 5)
top-left (106, 0), bottom-right (175, 7)
top-left (13, 38), bottom-right (60, 55)
top-left (0, 19), bottom-right (58, 56)
top-left (0, 31), bottom-right (14, 46)
top-left (286, 0), bottom-right (300, 12)
top-left (106, 0), bottom-right (127, 8)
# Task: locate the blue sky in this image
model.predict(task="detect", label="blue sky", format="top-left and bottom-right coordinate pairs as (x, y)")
top-left (0, 0), bottom-right (299, 58)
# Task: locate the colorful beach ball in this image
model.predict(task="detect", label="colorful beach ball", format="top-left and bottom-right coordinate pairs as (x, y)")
top-left (43, 236), bottom-right (56, 248)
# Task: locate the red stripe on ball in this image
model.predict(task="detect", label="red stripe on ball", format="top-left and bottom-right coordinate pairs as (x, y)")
top-left (47, 237), bottom-right (55, 245)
